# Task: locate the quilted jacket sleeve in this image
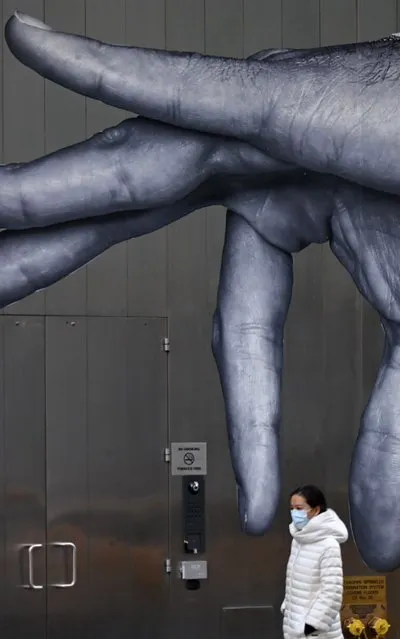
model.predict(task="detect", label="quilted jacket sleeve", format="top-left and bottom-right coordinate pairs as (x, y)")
top-left (305, 542), bottom-right (344, 632)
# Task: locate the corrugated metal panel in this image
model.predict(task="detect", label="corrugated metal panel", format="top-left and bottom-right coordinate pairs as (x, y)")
top-left (86, 0), bottom-right (128, 317)
top-left (126, 0), bottom-right (168, 318)
top-left (0, 1), bottom-right (398, 637)
top-left (2, 0), bottom-right (45, 314)
top-left (43, 0), bottom-right (87, 315)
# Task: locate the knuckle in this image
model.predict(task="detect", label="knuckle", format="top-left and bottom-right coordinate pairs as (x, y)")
top-left (95, 120), bottom-right (132, 148)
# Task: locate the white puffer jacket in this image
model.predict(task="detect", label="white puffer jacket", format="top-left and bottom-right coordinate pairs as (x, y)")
top-left (281, 508), bottom-right (348, 639)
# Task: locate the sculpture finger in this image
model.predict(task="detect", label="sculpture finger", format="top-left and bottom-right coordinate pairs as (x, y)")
top-left (0, 190), bottom-right (208, 308)
top-left (0, 117), bottom-right (222, 229)
top-left (330, 184), bottom-right (400, 572)
top-left (7, 12), bottom-right (400, 196)
top-left (212, 212), bottom-right (292, 534)
top-left (5, 12), bottom-right (266, 139)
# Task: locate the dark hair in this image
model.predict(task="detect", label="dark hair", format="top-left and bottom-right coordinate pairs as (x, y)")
top-left (290, 485), bottom-right (327, 513)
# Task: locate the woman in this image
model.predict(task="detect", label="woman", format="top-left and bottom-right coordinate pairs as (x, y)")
top-left (281, 485), bottom-right (348, 639)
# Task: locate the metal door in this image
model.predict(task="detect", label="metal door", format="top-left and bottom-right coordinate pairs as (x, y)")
top-left (45, 316), bottom-right (169, 639)
top-left (1, 316), bottom-right (47, 638)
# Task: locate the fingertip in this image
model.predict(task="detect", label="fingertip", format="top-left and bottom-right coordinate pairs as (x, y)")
top-left (350, 489), bottom-right (400, 572)
top-left (351, 522), bottom-right (400, 573)
top-left (5, 13), bottom-right (17, 42)
top-left (5, 12), bottom-right (52, 56)
top-left (350, 433), bottom-right (400, 573)
top-left (237, 485), bottom-right (277, 536)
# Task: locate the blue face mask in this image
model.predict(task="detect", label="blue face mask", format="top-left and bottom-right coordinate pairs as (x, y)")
top-left (291, 509), bottom-right (309, 530)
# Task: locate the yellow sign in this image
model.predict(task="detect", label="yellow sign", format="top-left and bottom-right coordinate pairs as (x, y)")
top-left (343, 576), bottom-right (386, 604)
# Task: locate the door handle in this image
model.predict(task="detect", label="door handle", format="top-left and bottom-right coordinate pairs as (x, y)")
top-left (49, 542), bottom-right (77, 588)
top-left (22, 543), bottom-right (44, 590)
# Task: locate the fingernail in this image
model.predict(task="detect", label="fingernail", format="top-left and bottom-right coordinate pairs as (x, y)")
top-left (14, 11), bottom-right (52, 31)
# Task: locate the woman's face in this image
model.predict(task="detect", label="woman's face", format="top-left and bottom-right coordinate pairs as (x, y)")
top-left (290, 493), bottom-right (320, 520)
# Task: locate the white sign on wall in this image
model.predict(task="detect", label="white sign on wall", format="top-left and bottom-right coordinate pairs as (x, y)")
top-left (170, 442), bottom-right (207, 475)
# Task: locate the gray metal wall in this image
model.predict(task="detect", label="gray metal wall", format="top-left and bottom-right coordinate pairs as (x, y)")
top-left (0, 1), bottom-right (399, 638)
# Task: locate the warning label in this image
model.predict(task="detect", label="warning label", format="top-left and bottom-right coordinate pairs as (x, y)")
top-left (343, 576), bottom-right (386, 604)
top-left (170, 442), bottom-right (207, 476)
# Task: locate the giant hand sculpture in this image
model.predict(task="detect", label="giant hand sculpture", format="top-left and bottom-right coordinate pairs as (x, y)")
top-left (1, 12), bottom-right (400, 573)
